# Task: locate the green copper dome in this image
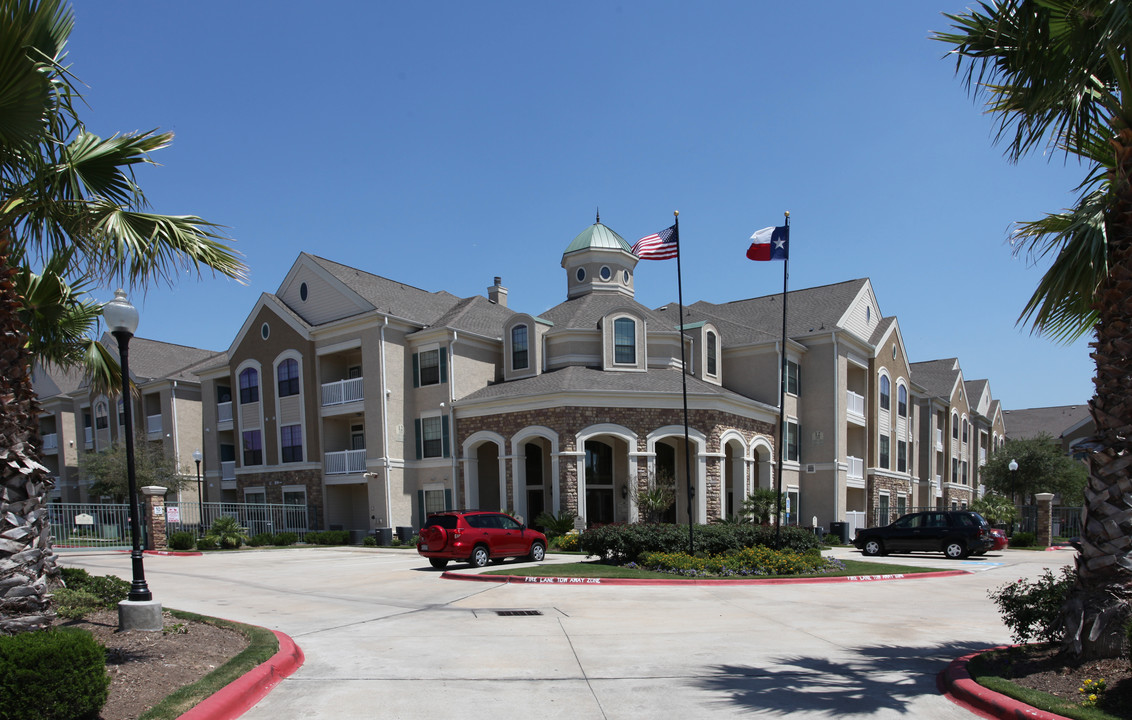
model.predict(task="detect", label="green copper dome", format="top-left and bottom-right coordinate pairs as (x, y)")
top-left (562, 221), bottom-right (633, 255)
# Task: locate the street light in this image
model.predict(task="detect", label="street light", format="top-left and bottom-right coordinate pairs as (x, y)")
top-left (192, 448), bottom-right (203, 535)
top-left (1008, 458), bottom-right (1019, 535)
top-left (103, 289), bottom-right (151, 603)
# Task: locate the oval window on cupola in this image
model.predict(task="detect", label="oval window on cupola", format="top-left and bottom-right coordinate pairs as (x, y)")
top-left (576, 268), bottom-right (586, 282)
top-left (600, 266), bottom-right (611, 280)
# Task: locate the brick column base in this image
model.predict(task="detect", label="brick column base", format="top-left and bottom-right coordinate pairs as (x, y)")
top-left (141, 486), bottom-right (169, 550)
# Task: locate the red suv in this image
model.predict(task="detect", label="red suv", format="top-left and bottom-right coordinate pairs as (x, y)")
top-left (417, 510), bottom-right (547, 570)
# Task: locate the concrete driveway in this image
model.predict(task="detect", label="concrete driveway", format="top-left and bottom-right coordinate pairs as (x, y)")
top-left (59, 546), bottom-right (1072, 719)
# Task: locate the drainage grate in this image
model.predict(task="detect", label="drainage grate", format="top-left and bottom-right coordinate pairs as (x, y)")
top-left (495, 610), bottom-right (543, 617)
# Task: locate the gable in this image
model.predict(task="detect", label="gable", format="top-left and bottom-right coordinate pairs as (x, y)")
top-left (836, 280), bottom-right (881, 340)
top-left (277, 255), bottom-right (371, 326)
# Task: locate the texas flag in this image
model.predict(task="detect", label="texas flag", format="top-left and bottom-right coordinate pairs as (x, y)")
top-left (747, 225), bottom-right (789, 261)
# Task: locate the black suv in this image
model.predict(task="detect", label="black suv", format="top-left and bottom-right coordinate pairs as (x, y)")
top-left (853, 510), bottom-right (994, 559)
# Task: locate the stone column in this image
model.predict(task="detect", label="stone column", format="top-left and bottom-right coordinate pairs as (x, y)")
top-left (1034, 492), bottom-right (1055, 548)
top-left (141, 486), bottom-right (169, 551)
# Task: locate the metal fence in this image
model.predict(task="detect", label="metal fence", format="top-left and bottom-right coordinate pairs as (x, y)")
top-left (49, 503), bottom-right (134, 549)
top-left (164, 501), bottom-right (313, 541)
top-left (1019, 505), bottom-right (1083, 539)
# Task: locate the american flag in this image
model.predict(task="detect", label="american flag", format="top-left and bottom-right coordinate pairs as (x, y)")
top-left (631, 224), bottom-right (679, 260)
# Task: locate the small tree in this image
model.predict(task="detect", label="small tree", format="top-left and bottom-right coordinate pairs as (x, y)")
top-left (628, 470), bottom-right (676, 523)
top-left (78, 432), bottom-right (190, 502)
top-left (970, 493), bottom-right (1019, 527)
top-left (982, 434), bottom-right (1088, 506)
top-left (740, 488), bottom-right (786, 525)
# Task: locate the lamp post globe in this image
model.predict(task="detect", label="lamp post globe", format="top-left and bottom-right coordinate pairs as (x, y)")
top-left (105, 290), bottom-right (151, 602)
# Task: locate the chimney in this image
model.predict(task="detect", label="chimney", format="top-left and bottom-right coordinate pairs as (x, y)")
top-left (487, 276), bottom-right (508, 307)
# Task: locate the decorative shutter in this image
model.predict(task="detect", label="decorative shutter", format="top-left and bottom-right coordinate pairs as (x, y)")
top-left (414, 418), bottom-right (422, 459)
top-left (441, 416), bottom-right (450, 458)
top-left (439, 349), bottom-right (448, 383)
top-left (417, 490), bottom-right (425, 527)
top-left (444, 488), bottom-right (452, 510)
top-left (412, 353), bottom-right (420, 388)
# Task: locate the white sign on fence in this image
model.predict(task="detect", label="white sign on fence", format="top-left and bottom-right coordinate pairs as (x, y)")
top-left (74, 513), bottom-right (94, 526)
top-left (153, 505), bottom-right (164, 517)
top-left (166, 507), bottom-right (180, 523)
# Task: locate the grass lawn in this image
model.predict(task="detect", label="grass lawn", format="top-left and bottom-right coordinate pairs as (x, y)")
top-left (482, 557), bottom-right (939, 580)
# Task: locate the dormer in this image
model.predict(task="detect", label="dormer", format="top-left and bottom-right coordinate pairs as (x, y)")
top-left (561, 216), bottom-right (638, 300)
top-left (503, 313), bottom-right (551, 381)
top-left (600, 309), bottom-right (647, 372)
top-left (683, 321), bottom-right (723, 386)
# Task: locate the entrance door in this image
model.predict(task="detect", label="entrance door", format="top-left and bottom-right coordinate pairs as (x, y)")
top-left (584, 440), bottom-right (614, 525)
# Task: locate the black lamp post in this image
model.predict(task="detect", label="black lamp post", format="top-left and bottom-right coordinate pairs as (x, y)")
top-left (104, 289), bottom-right (151, 603)
top-left (1008, 458), bottom-right (1019, 535)
top-left (192, 448), bottom-right (203, 536)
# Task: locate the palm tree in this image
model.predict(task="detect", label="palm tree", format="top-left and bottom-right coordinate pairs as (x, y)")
top-left (935, 0), bottom-right (1132, 659)
top-left (0, 0), bottom-right (246, 634)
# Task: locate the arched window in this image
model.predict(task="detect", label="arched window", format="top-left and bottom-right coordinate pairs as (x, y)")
top-left (94, 400), bottom-right (108, 430)
top-left (897, 384), bottom-right (908, 417)
top-left (614, 317), bottom-right (636, 364)
top-left (511, 325), bottom-right (529, 371)
top-left (706, 331), bottom-right (717, 376)
top-left (277, 358), bottom-right (299, 397)
top-left (952, 412), bottom-right (959, 439)
top-left (879, 375), bottom-right (890, 411)
top-left (239, 368), bottom-right (259, 404)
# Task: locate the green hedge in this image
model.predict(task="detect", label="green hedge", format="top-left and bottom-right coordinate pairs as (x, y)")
top-left (168, 531), bottom-right (196, 550)
top-left (578, 523), bottom-right (821, 564)
top-left (303, 530), bottom-right (350, 545)
top-left (0, 628), bottom-right (110, 720)
top-left (637, 546), bottom-right (835, 577)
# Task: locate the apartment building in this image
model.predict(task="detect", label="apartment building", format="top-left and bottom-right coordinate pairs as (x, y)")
top-left (193, 217), bottom-right (1009, 537)
top-left (34, 336), bottom-right (221, 502)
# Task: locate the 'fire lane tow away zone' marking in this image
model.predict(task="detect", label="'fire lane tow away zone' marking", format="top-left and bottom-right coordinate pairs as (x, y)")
top-left (524, 577), bottom-right (603, 584)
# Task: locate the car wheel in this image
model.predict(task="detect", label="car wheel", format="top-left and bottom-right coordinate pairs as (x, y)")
top-left (862, 539), bottom-right (884, 556)
top-left (429, 558), bottom-right (448, 570)
top-left (944, 541), bottom-right (968, 559)
top-left (470, 545), bottom-right (490, 568)
top-left (528, 541), bottom-right (546, 563)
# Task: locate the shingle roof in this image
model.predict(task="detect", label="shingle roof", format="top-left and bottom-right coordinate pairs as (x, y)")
top-left (909, 358), bottom-right (962, 400)
top-left (306, 254), bottom-right (460, 327)
top-left (683, 278), bottom-right (870, 345)
top-left (99, 333), bottom-right (224, 384)
top-left (458, 365), bottom-right (764, 406)
top-left (540, 293), bottom-right (679, 333)
top-left (423, 295), bottom-right (516, 339)
top-left (1003, 405), bottom-right (1091, 440)
top-left (31, 363), bottom-right (87, 401)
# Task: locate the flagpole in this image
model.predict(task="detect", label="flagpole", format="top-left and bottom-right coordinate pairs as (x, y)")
top-left (673, 211), bottom-right (695, 555)
top-left (774, 211), bottom-right (790, 548)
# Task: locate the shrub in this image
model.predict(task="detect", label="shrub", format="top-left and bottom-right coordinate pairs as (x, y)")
top-left (534, 511), bottom-right (578, 540)
top-left (304, 530), bottom-right (350, 545)
top-left (195, 535), bottom-right (218, 551)
top-left (1011, 531), bottom-right (1037, 548)
top-left (60, 566), bottom-right (91, 588)
top-left (363, 536), bottom-right (378, 547)
top-left (273, 532), bottom-right (298, 546)
top-left (555, 533), bottom-right (581, 552)
top-left (53, 588), bottom-right (105, 620)
top-left (0, 628), bottom-right (110, 720)
top-left (578, 522), bottom-right (821, 564)
top-left (638, 546), bottom-right (841, 577)
top-left (987, 566), bottom-right (1074, 643)
top-left (61, 571), bottom-right (130, 608)
top-left (247, 533), bottom-right (274, 547)
top-left (168, 531), bottom-right (196, 551)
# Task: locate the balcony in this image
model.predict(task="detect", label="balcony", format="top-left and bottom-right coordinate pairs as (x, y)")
top-left (979, 448), bottom-right (987, 466)
top-left (221, 461), bottom-right (236, 481)
top-left (847, 455), bottom-right (864, 480)
top-left (324, 449), bottom-right (367, 475)
top-left (217, 401), bottom-right (233, 424)
top-left (934, 428), bottom-right (944, 452)
top-left (42, 433), bottom-right (58, 454)
top-left (846, 390), bottom-right (865, 424)
top-left (146, 414), bottom-right (162, 437)
top-left (83, 427), bottom-right (93, 446)
top-left (322, 377), bottom-right (364, 407)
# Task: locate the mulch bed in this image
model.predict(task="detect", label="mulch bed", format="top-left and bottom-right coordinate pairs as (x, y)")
top-left (55, 610), bottom-right (248, 720)
top-left (976, 644), bottom-right (1132, 718)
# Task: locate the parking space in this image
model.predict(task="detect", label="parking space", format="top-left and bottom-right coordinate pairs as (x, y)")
top-left (59, 547), bottom-right (1072, 719)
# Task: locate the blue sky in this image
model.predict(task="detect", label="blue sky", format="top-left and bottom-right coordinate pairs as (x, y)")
top-left (67, 0), bottom-right (1092, 412)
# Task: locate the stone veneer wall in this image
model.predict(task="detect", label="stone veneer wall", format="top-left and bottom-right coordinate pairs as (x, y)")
top-left (236, 469), bottom-right (324, 526)
top-left (866, 474), bottom-right (914, 525)
top-left (457, 406), bottom-right (775, 518)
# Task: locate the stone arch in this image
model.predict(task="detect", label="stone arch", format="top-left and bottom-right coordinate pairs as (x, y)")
top-left (644, 425), bottom-right (707, 523)
top-left (510, 426), bottom-right (560, 523)
top-left (575, 424), bottom-right (637, 525)
top-left (461, 430), bottom-right (507, 511)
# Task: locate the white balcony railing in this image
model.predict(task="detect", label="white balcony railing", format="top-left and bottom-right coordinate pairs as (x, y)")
top-left (42, 433), bottom-right (58, 453)
top-left (146, 414), bottom-right (162, 435)
top-left (846, 390), bottom-right (865, 419)
top-left (934, 428), bottom-right (944, 451)
top-left (217, 401), bottom-right (233, 424)
top-left (322, 377), bottom-right (364, 407)
top-left (83, 427), bottom-right (93, 445)
top-left (847, 455), bottom-right (864, 479)
top-left (979, 448), bottom-right (987, 466)
top-left (324, 449), bottom-right (367, 475)
top-left (220, 460), bottom-right (236, 481)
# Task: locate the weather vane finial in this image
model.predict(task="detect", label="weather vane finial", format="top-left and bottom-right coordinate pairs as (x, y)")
top-left (596, 207), bottom-right (600, 224)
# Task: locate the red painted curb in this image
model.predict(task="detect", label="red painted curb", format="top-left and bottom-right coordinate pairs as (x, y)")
top-left (440, 569), bottom-right (971, 586)
top-left (939, 649), bottom-right (1071, 720)
top-left (177, 628), bottom-right (304, 720)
